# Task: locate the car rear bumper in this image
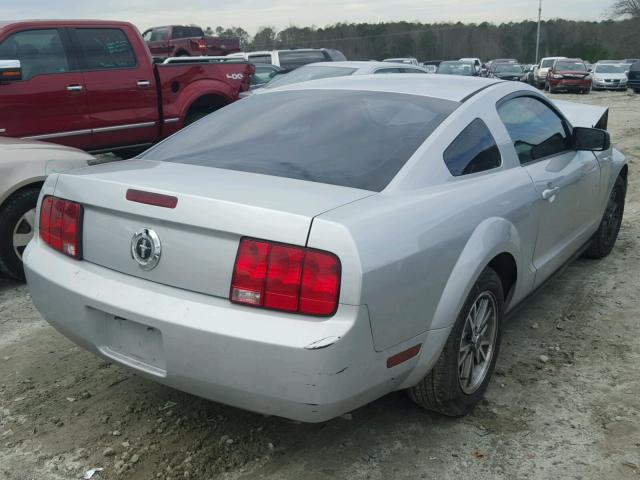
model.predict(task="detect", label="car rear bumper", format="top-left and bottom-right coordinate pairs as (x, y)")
top-left (24, 241), bottom-right (446, 422)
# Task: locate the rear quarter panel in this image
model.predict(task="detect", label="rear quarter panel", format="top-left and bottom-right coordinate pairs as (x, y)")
top-left (309, 83), bottom-right (540, 352)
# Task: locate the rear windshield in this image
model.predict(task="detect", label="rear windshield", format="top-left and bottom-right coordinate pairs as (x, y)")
top-left (540, 59), bottom-right (555, 68)
top-left (140, 90), bottom-right (457, 191)
top-left (278, 50), bottom-right (328, 70)
top-left (437, 61), bottom-right (472, 75)
top-left (172, 26), bottom-right (203, 39)
top-left (264, 65), bottom-right (357, 89)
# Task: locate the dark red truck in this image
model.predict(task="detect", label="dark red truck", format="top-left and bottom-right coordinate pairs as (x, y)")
top-left (142, 25), bottom-right (240, 59)
top-left (0, 20), bottom-right (253, 153)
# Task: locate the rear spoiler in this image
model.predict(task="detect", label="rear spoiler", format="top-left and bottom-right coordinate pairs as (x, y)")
top-left (553, 99), bottom-right (609, 130)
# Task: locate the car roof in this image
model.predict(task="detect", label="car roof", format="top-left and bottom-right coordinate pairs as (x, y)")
top-left (0, 19), bottom-right (134, 29)
top-left (266, 74), bottom-right (501, 102)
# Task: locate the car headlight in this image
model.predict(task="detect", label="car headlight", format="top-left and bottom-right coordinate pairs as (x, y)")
top-left (585, 75), bottom-right (592, 80)
top-left (621, 78), bottom-right (627, 83)
top-left (552, 74), bottom-right (563, 79)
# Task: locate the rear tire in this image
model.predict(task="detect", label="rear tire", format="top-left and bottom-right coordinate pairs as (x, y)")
top-left (408, 268), bottom-right (503, 416)
top-left (584, 175), bottom-right (626, 259)
top-left (0, 188), bottom-right (40, 281)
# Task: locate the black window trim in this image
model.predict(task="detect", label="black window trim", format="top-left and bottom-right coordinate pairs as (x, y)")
top-left (444, 117), bottom-right (503, 178)
top-left (65, 27), bottom-right (139, 72)
top-left (495, 92), bottom-right (574, 166)
top-left (0, 27), bottom-right (75, 80)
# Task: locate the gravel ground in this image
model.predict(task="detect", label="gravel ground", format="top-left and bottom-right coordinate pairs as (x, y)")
top-left (1, 90), bottom-right (639, 480)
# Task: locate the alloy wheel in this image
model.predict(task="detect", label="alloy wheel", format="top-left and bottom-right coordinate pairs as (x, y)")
top-left (12, 208), bottom-right (36, 260)
top-left (458, 291), bottom-right (498, 394)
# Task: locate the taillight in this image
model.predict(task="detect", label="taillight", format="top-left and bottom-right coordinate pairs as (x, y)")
top-left (230, 238), bottom-right (341, 316)
top-left (198, 38), bottom-right (206, 51)
top-left (39, 195), bottom-right (82, 259)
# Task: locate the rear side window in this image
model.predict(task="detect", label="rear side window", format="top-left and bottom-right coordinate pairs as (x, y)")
top-left (444, 119), bottom-right (501, 176)
top-left (75, 28), bottom-right (136, 70)
top-left (149, 27), bottom-right (169, 42)
top-left (0, 29), bottom-right (69, 80)
top-left (140, 90), bottom-right (458, 192)
top-left (375, 68), bottom-right (403, 74)
top-left (278, 50), bottom-right (327, 70)
top-left (498, 96), bottom-right (572, 164)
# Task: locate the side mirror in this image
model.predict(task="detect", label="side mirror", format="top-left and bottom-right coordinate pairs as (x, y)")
top-left (574, 127), bottom-right (610, 151)
top-left (0, 60), bottom-right (21, 81)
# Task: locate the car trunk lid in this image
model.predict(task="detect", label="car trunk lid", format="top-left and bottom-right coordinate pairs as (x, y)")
top-left (52, 160), bottom-right (375, 298)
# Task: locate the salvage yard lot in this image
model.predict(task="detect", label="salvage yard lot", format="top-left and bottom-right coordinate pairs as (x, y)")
top-left (1, 90), bottom-right (639, 480)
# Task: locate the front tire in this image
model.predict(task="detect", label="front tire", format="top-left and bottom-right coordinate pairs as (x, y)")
top-left (409, 268), bottom-right (503, 416)
top-left (584, 175), bottom-right (626, 259)
top-left (0, 187), bottom-right (40, 281)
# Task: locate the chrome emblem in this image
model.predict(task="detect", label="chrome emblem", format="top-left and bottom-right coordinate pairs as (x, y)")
top-left (131, 228), bottom-right (161, 270)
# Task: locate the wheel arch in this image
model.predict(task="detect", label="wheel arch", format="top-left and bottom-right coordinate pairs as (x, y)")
top-left (0, 178), bottom-right (45, 210)
top-left (399, 217), bottom-right (524, 389)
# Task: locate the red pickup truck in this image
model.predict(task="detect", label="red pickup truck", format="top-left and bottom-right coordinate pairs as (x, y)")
top-left (0, 20), bottom-right (253, 153)
top-left (142, 25), bottom-right (240, 58)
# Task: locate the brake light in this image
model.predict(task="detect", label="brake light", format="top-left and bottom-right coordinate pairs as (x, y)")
top-left (198, 38), bottom-right (206, 51)
top-left (39, 196), bottom-right (82, 259)
top-left (230, 238), bottom-right (341, 316)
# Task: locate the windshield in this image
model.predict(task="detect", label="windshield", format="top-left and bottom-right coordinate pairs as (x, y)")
top-left (264, 65), bottom-right (357, 89)
top-left (278, 50), bottom-right (327, 71)
top-left (437, 62), bottom-right (472, 75)
top-left (140, 90), bottom-right (458, 192)
top-left (540, 59), bottom-right (555, 68)
top-left (555, 61), bottom-right (586, 71)
top-left (594, 64), bottom-right (624, 74)
top-left (494, 64), bottom-right (522, 74)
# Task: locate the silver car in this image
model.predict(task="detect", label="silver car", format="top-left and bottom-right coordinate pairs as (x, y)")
top-left (244, 61), bottom-right (427, 96)
top-left (591, 63), bottom-right (628, 91)
top-left (24, 75), bottom-right (627, 422)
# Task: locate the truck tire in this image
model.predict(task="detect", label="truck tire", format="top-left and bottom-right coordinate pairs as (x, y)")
top-left (0, 187), bottom-right (40, 281)
top-left (408, 267), bottom-right (503, 416)
top-left (584, 175), bottom-right (626, 259)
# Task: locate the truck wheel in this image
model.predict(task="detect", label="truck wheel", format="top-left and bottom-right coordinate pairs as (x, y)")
top-left (408, 267), bottom-right (503, 416)
top-left (0, 187), bottom-right (40, 281)
top-left (584, 175), bottom-right (626, 259)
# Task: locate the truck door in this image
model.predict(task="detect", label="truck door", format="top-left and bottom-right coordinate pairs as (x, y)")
top-left (69, 27), bottom-right (159, 151)
top-left (0, 28), bottom-right (92, 150)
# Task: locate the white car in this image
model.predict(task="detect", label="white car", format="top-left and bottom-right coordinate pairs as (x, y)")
top-left (460, 57), bottom-right (483, 74)
top-left (591, 63), bottom-right (628, 91)
top-left (534, 56), bottom-right (566, 88)
top-left (0, 138), bottom-right (94, 280)
top-left (245, 61), bottom-right (428, 95)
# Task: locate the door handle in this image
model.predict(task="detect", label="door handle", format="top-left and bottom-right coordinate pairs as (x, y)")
top-left (137, 80), bottom-right (151, 87)
top-left (542, 186), bottom-right (560, 201)
top-left (66, 84), bottom-right (83, 92)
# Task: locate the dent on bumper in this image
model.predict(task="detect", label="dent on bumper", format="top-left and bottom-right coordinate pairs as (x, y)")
top-left (24, 242), bottom-right (447, 422)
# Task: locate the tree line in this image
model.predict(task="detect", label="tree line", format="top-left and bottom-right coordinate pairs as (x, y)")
top-left (206, 17), bottom-right (639, 64)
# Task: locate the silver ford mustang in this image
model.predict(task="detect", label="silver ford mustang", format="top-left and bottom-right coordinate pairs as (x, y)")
top-left (24, 75), bottom-right (627, 422)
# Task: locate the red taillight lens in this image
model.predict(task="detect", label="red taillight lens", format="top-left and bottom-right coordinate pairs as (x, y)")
top-left (230, 238), bottom-right (341, 316)
top-left (39, 195), bottom-right (82, 259)
top-left (300, 251), bottom-right (341, 316)
top-left (198, 39), bottom-right (206, 50)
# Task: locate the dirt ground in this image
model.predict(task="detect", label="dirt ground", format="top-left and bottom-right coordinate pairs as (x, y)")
top-left (1, 90), bottom-right (639, 480)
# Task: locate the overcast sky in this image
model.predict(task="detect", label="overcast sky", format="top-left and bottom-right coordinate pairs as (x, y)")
top-left (1, 0), bottom-right (610, 35)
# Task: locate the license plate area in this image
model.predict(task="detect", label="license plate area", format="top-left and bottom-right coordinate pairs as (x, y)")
top-left (100, 315), bottom-right (167, 377)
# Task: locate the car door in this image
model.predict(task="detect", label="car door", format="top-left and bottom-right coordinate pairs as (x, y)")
top-left (497, 95), bottom-right (601, 286)
top-left (143, 27), bottom-right (170, 57)
top-left (0, 28), bottom-right (92, 149)
top-left (69, 27), bottom-right (159, 151)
